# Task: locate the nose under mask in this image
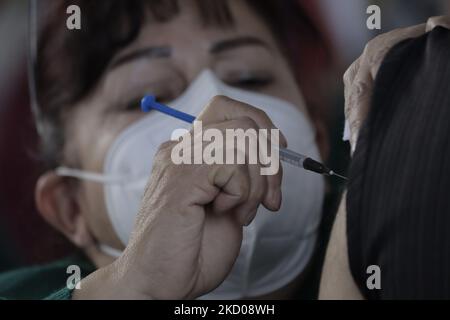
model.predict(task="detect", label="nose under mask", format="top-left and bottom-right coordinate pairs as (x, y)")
top-left (57, 69), bottom-right (324, 299)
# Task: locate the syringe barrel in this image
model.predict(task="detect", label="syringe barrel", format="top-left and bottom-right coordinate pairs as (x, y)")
top-left (278, 147), bottom-right (308, 168)
top-left (278, 147), bottom-right (331, 175)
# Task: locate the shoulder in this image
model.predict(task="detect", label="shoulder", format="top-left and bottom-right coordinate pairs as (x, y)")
top-left (319, 194), bottom-right (363, 300)
top-left (347, 26), bottom-right (450, 299)
top-left (0, 254), bottom-right (95, 300)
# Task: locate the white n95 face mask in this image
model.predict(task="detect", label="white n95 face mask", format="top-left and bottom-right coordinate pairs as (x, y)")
top-left (57, 69), bottom-right (324, 299)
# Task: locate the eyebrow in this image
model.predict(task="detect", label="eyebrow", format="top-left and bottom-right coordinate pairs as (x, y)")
top-left (109, 46), bottom-right (171, 70)
top-left (210, 36), bottom-right (271, 55)
top-left (108, 36), bottom-right (270, 70)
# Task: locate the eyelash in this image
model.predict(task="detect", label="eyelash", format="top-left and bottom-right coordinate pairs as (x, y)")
top-left (228, 76), bottom-right (273, 90)
top-left (123, 75), bottom-right (273, 112)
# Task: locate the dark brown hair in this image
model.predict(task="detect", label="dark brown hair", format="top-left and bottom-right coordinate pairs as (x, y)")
top-left (34, 0), bottom-right (332, 168)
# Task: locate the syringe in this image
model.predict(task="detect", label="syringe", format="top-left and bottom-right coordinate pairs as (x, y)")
top-left (141, 95), bottom-right (347, 181)
top-left (276, 147), bottom-right (347, 180)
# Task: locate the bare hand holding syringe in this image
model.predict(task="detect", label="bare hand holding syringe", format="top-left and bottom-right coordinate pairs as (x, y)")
top-left (141, 95), bottom-right (347, 180)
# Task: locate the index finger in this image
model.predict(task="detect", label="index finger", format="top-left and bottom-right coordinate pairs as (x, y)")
top-left (197, 95), bottom-right (288, 148)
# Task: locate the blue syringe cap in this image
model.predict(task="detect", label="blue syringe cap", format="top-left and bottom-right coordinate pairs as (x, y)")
top-left (141, 95), bottom-right (156, 113)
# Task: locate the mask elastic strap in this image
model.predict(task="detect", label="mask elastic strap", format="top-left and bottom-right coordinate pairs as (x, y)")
top-left (99, 244), bottom-right (123, 258)
top-left (55, 167), bottom-right (125, 184)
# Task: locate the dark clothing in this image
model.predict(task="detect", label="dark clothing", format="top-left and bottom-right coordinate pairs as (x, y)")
top-left (0, 253), bottom-right (95, 300)
top-left (347, 27), bottom-right (450, 299)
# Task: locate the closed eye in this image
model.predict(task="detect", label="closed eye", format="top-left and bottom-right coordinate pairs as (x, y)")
top-left (232, 76), bottom-right (273, 89)
top-left (225, 71), bottom-right (274, 91)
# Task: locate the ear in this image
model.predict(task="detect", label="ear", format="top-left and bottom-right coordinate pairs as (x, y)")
top-left (35, 171), bottom-right (95, 249)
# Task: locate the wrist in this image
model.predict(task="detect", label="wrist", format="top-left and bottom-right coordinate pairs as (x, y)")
top-left (72, 259), bottom-right (153, 300)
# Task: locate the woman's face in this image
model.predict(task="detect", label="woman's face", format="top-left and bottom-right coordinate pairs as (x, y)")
top-left (64, 0), bottom-right (309, 250)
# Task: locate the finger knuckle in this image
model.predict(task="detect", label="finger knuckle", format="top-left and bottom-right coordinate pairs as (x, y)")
top-left (209, 95), bottom-right (230, 106)
top-left (363, 41), bottom-right (372, 55)
top-left (253, 107), bottom-right (268, 119)
top-left (237, 116), bottom-right (258, 130)
top-left (343, 62), bottom-right (358, 84)
top-left (363, 35), bottom-right (382, 56)
top-left (368, 33), bottom-right (384, 47)
top-left (343, 69), bottom-right (352, 84)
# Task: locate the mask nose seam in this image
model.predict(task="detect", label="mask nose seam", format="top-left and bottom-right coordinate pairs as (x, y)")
top-left (55, 167), bottom-right (128, 184)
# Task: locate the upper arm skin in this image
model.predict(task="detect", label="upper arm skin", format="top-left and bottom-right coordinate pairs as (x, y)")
top-left (318, 193), bottom-right (363, 300)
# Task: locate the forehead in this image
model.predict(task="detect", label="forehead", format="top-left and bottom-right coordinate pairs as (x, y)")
top-left (115, 0), bottom-right (276, 58)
